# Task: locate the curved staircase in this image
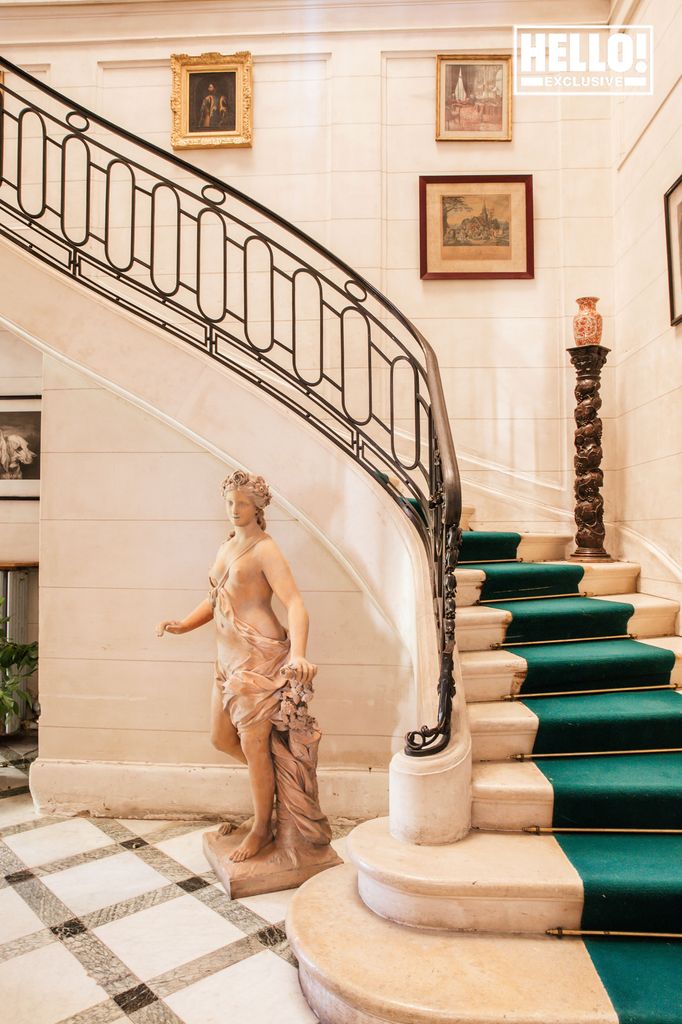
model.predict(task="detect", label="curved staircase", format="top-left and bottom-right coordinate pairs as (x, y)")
top-left (288, 523), bottom-right (682, 1024)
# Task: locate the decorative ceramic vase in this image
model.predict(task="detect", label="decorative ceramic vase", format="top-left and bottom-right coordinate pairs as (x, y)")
top-left (573, 296), bottom-right (603, 347)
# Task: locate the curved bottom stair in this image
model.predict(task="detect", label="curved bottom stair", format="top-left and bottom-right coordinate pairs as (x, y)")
top-left (287, 865), bottom-right (682, 1024)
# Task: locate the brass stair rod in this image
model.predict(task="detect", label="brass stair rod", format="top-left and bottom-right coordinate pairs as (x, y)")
top-left (495, 634), bottom-right (632, 648)
top-left (458, 559), bottom-right (523, 565)
top-left (548, 928), bottom-right (682, 939)
top-left (504, 684), bottom-right (677, 700)
top-left (524, 826), bottom-right (682, 835)
top-left (479, 593), bottom-right (588, 604)
top-left (514, 747), bottom-right (682, 761)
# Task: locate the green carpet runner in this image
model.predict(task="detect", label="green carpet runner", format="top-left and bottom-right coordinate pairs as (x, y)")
top-left (517, 639), bottom-right (676, 694)
top-left (459, 531), bottom-right (521, 562)
top-left (585, 940), bottom-right (682, 1024)
top-left (489, 596), bottom-right (635, 644)
top-left (557, 834), bottom-right (682, 933)
top-left (537, 753), bottom-right (682, 829)
top-left (462, 530), bottom-right (681, 1021)
top-left (466, 561), bottom-right (585, 601)
top-left (526, 691), bottom-right (682, 754)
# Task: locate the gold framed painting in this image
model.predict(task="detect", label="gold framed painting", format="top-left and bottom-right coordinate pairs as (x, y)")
top-left (170, 51), bottom-right (253, 150)
top-left (419, 175), bottom-right (534, 280)
top-left (436, 54), bottom-right (512, 141)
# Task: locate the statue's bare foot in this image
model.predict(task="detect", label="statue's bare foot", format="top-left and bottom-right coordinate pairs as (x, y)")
top-left (228, 826), bottom-right (274, 862)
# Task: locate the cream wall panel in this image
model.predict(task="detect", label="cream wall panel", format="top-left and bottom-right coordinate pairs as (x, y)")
top-left (38, 659), bottom-right (410, 742)
top-left (38, 724), bottom-right (394, 767)
top-left (616, 331), bottom-right (682, 416)
top-left (614, 458), bottom-right (682, 523)
top-left (384, 270), bottom-right (561, 320)
top-left (615, 388), bottom-right (682, 472)
top-left (560, 119), bottom-right (612, 169)
top-left (409, 318), bottom-right (561, 370)
top-left (41, 388), bottom-right (200, 454)
top-left (39, 451), bottom-right (287, 522)
top-left (39, 519), bottom-right (357, 593)
top-left (39, 586), bottom-right (406, 667)
top-left (0, 330), bottom-right (43, 384)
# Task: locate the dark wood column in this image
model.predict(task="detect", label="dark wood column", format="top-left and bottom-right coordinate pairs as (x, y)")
top-left (567, 344), bottom-right (612, 562)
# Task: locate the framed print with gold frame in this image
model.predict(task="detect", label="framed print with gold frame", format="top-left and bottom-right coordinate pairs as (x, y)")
top-left (419, 175), bottom-right (534, 280)
top-left (170, 52), bottom-right (253, 150)
top-left (436, 54), bottom-right (512, 141)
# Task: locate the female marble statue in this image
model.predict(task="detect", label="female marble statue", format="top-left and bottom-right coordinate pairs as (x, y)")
top-left (156, 470), bottom-right (335, 874)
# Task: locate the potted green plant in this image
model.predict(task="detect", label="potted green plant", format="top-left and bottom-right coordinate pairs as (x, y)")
top-left (0, 601), bottom-right (38, 736)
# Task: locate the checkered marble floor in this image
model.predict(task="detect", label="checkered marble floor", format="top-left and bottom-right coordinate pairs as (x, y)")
top-left (0, 738), bottom-right (356, 1024)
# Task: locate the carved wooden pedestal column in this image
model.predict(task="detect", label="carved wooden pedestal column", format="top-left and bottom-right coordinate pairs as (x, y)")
top-left (567, 344), bottom-right (612, 561)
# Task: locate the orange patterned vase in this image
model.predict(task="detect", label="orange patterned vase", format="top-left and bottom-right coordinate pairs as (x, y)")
top-left (573, 296), bottom-right (603, 346)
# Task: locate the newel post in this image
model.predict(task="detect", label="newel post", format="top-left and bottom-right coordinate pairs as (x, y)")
top-left (567, 297), bottom-right (611, 562)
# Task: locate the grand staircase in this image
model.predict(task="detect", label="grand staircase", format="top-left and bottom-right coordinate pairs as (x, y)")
top-left (288, 520), bottom-right (682, 1024)
top-left (0, 59), bottom-right (679, 1024)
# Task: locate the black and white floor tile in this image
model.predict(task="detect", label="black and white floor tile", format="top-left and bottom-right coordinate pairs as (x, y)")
top-left (0, 736), bottom-right (355, 1024)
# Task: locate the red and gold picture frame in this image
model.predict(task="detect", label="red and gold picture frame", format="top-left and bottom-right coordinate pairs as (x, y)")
top-left (419, 175), bottom-right (534, 280)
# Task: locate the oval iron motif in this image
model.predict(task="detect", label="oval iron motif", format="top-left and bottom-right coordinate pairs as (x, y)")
top-left (341, 307), bottom-right (372, 426)
top-left (65, 110), bottom-right (90, 132)
top-left (105, 159), bottom-right (135, 271)
top-left (197, 208), bottom-right (226, 322)
top-left (201, 183), bottom-right (227, 205)
top-left (390, 356), bottom-right (420, 470)
top-left (244, 236), bottom-right (274, 351)
top-left (344, 279), bottom-right (367, 303)
top-left (292, 269), bottom-right (323, 385)
top-left (17, 109), bottom-right (47, 218)
top-left (61, 134), bottom-right (90, 246)
top-left (151, 183), bottom-right (181, 297)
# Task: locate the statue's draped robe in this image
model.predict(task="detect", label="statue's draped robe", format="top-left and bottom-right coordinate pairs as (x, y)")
top-left (210, 537), bottom-right (332, 849)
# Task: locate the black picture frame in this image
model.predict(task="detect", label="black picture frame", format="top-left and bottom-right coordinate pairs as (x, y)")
top-left (0, 395), bottom-right (41, 500)
top-left (664, 172), bottom-right (682, 327)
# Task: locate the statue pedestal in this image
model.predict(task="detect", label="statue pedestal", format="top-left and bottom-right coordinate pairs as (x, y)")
top-left (203, 822), bottom-right (343, 899)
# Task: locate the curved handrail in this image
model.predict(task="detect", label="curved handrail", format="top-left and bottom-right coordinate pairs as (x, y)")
top-left (0, 55), bottom-right (462, 756)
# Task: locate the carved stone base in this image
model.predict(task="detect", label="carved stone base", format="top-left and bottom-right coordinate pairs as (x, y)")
top-left (203, 822), bottom-right (343, 899)
top-left (570, 545), bottom-right (612, 562)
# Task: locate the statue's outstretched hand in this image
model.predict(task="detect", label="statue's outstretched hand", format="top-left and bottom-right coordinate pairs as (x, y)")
top-left (284, 656), bottom-right (317, 685)
top-left (156, 620), bottom-right (187, 637)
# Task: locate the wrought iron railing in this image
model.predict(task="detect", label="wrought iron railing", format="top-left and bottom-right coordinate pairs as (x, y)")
top-left (0, 57), bottom-right (462, 756)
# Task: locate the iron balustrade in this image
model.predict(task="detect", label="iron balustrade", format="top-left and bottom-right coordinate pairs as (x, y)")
top-left (0, 57), bottom-right (462, 756)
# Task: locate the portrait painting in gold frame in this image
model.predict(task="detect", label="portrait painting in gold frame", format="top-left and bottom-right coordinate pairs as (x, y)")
top-left (170, 51), bottom-right (253, 150)
top-left (436, 54), bottom-right (512, 141)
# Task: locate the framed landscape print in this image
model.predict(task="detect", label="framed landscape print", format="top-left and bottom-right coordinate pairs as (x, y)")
top-left (171, 51), bottom-right (253, 150)
top-left (436, 54), bottom-right (512, 141)
top-left (664, 173), bottom-right (682, 326)
top-left (0, 397), bottom-right (41, 500)
top-left (419, 175), bottom-right (534, 280)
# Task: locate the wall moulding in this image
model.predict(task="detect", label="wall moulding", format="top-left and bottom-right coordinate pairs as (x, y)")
top-left (0, 0), bottom-right (613, 48)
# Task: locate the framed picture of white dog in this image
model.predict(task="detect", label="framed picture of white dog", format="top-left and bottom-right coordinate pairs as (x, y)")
top-left (0, 397), bottom-right (41, 499)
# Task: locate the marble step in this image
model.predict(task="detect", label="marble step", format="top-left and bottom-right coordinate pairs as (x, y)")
top-left (287, 864), bottom-right (620, 1024)
top-left (460, 505), bottom-right (475, 531)
top-left (458, 532), bottom-right (571, 566)
top-left (468, 690), bottom-right (682, 761)
top-left (456, 592), bottom-right (680, 652)
top-left (456, 560), bottom-right (640, 607)
top-left (472, 760), bottom-right (555, 829)
top-left (346, 817), bottom-right (582, 934)
top-left (460, 635), bottom-right (682, 702)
